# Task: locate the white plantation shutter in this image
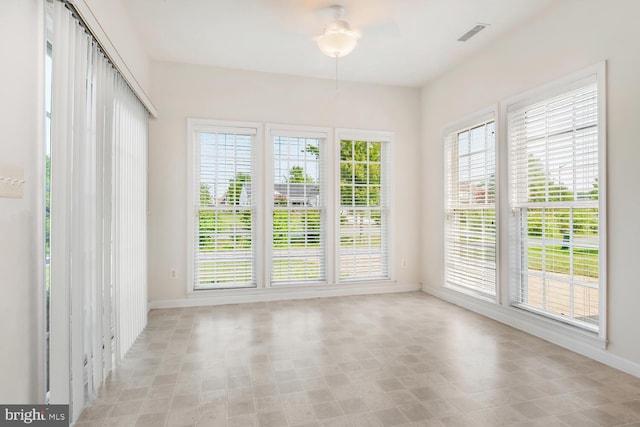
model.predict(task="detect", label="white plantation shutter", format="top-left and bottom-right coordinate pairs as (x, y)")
top-left (444, 119), bottom-right (496, 296)
top-left (338, 135), bottom-right (390, 281)
top-left (270, 130), bottom-right (327, 284)
top-left (193, 127), bottom-right (256, 289)
top-left (509, 75), bottom-right (602, 331)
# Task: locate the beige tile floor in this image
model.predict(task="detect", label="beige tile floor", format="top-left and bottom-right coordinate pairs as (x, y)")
top-left (75, 292), bottom-right (640, 427)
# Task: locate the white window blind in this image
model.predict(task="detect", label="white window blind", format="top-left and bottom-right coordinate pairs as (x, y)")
top-left (509, 77), bottom-right (601, 331)
top-left (445, 119), bottom-right (496, 297)
top-left (112, 76), bottom-right (149, 363)
top-left (193, 128), bottom-right (256, 289)
top-left (49, 1), bottom-right (149, 420)
top-left (339, 137), bottom-right (389, 280)
top-left (271, 133), bottom-right (326, 284)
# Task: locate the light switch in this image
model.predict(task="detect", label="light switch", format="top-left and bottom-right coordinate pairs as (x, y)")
top-left (0, 163), bottom-right (25, 199)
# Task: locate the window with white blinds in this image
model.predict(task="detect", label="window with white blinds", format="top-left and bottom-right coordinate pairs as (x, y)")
top-left (189, 123), bottom-right (392, 289)
top-left (192, 126), bottom-right (256, 289)
top-left (509, 73), bottom-right (603, 331)
top-left (339, 135), bottom-right (389, 280)
top-left (270, 130), bottom-right (326, 284)
top-left (445, 118), bottom-right (496, 297)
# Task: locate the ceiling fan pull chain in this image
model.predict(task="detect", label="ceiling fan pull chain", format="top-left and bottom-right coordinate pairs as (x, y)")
top-left (335, 55), bottom-right (338, 90)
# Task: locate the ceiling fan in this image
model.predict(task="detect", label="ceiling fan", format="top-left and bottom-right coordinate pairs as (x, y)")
top-left (315, 5), bottom-right (361, 58)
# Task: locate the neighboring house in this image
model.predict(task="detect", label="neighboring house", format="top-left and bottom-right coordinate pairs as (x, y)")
top-left (457, 182), bottom-right (490, 204)
top-left (216, 182), bottom-right (320, 206)
top-left (274, 183), bottom-right (319, 206)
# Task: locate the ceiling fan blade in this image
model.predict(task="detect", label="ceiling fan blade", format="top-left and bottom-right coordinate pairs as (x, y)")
top-left (261, 0), bottom-right (403, 41)
top-left (361, 20), bottom-right (401, 39)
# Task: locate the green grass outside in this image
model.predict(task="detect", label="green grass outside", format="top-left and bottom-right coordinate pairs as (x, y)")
top-left (527, 245), bottom-right (598, 278)
top-left (449, 233), bottom-right (598, 279)
top-left (199, 210), bottom-right (383, 251)
top-left (197, 258), bottom-right (324, 286)
top-left (197, 260), bottom-right (253, 286)
top-left (272, 258), bottom-right (322, 281)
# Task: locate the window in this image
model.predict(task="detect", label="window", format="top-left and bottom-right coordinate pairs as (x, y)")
top-left (338, 132), bottom-right (390, 281)
top-left (269, 128), bottom-right (327, 285)
top-left (189, 122), bottom-right (258, 289)
top-left (508, 69), bottom-right (604, 332)
top-left (188, 123), bottom-right (392, 289)
top-left (444, 115), bottom-right (496, 297)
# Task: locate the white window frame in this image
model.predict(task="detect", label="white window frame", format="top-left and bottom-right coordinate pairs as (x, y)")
top-left (504, 63), bottom-right (607, 337)
top-left (265, 124), bottom-right (332, 287)
top-left (186, 119), bottom-right (264, 293)
top-left (187, 122), bottom-right (393, 290)
top-left (335, 129), bottom-right (393, 283)
top-left (443, 107), bottom-right (498, 301)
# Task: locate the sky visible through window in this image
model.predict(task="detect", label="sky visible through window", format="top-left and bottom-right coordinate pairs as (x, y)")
top-left (458, 122), bottom-right (495, 185)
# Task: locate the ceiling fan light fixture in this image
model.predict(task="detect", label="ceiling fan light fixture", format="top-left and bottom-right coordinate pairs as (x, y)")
top-left (316, 20), bottom-right (360, 57)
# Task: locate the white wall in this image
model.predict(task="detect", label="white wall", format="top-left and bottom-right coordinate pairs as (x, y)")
top-left (0, 0), bottom-right (45, 403)
top-left (421, 0), bottom-right (640, 368)
top-left (148, 61), bottom-right (421, 303)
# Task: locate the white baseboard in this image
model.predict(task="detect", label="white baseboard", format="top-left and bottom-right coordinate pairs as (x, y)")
top-left (148, 282), bottom-right (421, 310)
top-left (422, 284), bottom-right (640, 378)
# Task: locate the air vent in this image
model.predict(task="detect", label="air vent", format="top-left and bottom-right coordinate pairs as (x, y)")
top-left (457, 23), bottom-right (489, 42)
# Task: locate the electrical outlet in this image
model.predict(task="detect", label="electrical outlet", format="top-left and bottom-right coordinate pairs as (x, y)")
top-left (401, 259), bottom-right (407, 268)
top-left (170, 269), bottom-right (176, 279)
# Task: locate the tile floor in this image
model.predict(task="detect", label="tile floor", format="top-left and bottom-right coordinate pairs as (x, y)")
top-left (75, 292), bottom-right (640, 427)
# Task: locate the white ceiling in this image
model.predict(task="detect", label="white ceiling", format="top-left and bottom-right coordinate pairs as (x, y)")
top-left (123, 0), bottom-right (561, 88)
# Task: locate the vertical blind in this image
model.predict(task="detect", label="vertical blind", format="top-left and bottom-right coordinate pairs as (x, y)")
top-left (49, 1), bottom-right (149, 420)
top-left (112, 76), bottom-right (149, 361)
top-left (339, 138), bottom-right (389, 280)
top-left (444, 120), bottom-right (497, 296)
top-left (271, 133), bottom-right (326, 284)
top-left (194, 129), bottom-right (256, 289)
top-left (509, 77), bottom-right (600, 330)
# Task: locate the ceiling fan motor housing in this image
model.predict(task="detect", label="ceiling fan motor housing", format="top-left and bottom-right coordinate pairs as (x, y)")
top-left (317, 15), bottom-right (360, 57)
